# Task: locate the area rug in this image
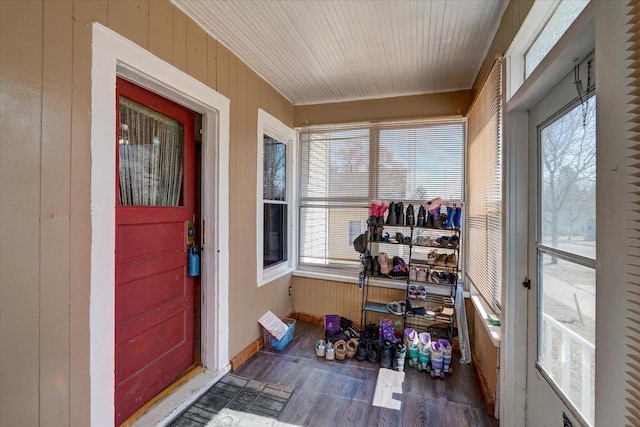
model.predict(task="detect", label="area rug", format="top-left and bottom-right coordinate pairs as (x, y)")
top-left (169, 374), bottom-right (294, 426)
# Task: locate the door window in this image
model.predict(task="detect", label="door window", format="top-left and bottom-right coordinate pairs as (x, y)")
top-left (118, 96), bottom-right (184, 207)
top-left (536, 96), bottom-right (596, 424)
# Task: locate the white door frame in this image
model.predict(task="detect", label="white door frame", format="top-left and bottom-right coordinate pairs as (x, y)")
top-left (90, 23), bottom-right (230, 425)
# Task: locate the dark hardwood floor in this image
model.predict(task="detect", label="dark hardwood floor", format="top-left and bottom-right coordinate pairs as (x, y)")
top-left (235, 321), bottom-right (498, 427)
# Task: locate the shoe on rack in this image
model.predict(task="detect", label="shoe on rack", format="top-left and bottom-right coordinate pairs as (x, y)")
top-left (408, 284), bottom-right (418, 299)
top-left (386, 300), bottom-right (406, 316)
top-left (372, 256), bottom-right (381, 276)
top-left (417, 205), bottom-right (426, 227)
top-left (417, 285), bottom-right (427, 299)
top-left (325, 342), bottom-right (335, 361)
top-left (409, 267), bottom-right (418, 281)
top-left (378, 252), bottom-right (392, 276)
top-left (405, 298), bottom-right (426, 316)
top-left (429, 270), bottom-right (440, 284)
top-left (453, 205), bottom-right (462, 229)
top-left (406, 204), bottom-right (415, 226)
top-left (386, 202), bottom-right (397, 225)
top-left (435, 253), bottom-right (448, 266)
top-left (315, 339), bottom-right (326, 357)
top-left (445, 254), bottom-right (457, 267)
top-left (427, 250), bottom-right (439, 264)
top-left (417, 269), bottom-right (428, 283)
top-left (397, 202), bottom-right (405, 226)
top-left (381, 339), bottom-right (394, 368)
top-left (335, 339), bottom-right (347, 360)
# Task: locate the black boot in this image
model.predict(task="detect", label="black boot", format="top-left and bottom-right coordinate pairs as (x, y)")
top-left (406, 204), bottom-right (415, 226)
top-left (397, 202), bottom-right (404, 226)
top-left (417, 205), bottom-right (426, 227)
top-left (386, 202), bottom-right (397, 225)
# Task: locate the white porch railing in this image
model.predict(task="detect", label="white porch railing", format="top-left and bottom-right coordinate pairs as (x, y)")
top-left (542, 313), bottom-right (595, 425)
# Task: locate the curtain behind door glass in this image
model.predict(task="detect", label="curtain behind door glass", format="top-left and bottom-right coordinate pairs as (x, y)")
top-left (118, 96), bottom-right (184, 206)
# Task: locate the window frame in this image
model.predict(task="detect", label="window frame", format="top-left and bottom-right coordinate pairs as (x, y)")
top-left (256, 109), bottom-right (297, 286)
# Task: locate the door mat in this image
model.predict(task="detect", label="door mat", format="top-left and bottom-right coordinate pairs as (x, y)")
top-left (169, 374), bottom-right (294, 426)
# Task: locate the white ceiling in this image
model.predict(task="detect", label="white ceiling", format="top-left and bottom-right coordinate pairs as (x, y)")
top-left (172, 0), bottom-right (508, 105)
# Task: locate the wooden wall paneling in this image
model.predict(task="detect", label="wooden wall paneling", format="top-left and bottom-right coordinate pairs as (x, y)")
top-left (172, 6), bottom-right (187, 72)
top-left (40, 1), bottom-right (73, 424)
top-left (149, 0), bottom-right (174, 63)
top-left (216, 43), bottom-right (230, 97)
top-left (207, 38), bottom-right (218, 90)
top-left (107, 0), bottom-right (149, 49)
top-left (70, 1), bottom-right (107, 425)
top-left (245, 67), bottom-right (259, 292)
top-left (260, 78), bottom-right (272, 113)
top-left (0, 2), bottom-right (43, 425)
top-left (186, 18), bottom-right (208, 85)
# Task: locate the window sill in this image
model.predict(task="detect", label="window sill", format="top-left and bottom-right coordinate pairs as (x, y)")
top-left (470, 294), bottom-right (501, 347)
top-left (258, 265), bottom-right (295, 287)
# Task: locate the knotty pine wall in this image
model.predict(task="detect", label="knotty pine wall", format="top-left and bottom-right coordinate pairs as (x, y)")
top-left (0, 1), bottom-right (293, 425)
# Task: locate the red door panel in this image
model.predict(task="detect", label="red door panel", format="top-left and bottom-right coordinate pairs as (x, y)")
top-left (115, 78), bottom-right (196, 425)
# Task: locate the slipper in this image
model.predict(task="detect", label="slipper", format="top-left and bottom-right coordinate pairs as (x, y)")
top-left (346, 339), bottom-right (358, 358)
top-left (335, 339), bottom-right (347, 360)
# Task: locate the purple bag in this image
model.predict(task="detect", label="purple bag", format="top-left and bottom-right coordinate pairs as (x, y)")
top-left (324, 314), bottom-right (341, 334)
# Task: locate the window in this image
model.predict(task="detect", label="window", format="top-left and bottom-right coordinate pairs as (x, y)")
top-left (524, 0), bottom-right (589, 78)
top-left (257, 109), bottom-right (296, 286)
top-left (298, 120), bottom-right (464, 270)
top-left (466, 59), bottom-right (502, 310)
top-left (505, 0), bottom-right (591, 100)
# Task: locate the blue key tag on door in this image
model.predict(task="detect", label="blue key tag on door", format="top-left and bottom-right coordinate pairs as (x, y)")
top-left (188, 245), bottom-right (200, 277)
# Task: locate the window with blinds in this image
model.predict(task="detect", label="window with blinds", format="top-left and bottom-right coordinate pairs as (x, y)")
top-left (466, 59), bottom-right (503, 310)
top-left (298, 120), bottom-right (464, 269)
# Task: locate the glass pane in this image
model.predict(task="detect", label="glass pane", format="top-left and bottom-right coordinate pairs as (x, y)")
top-left (263, 135), bottom-right (287, 201)
top-left (264, 203), bottom-right (287, 268)
top-left (118, 97), bottom-right (184, 206)
top-left (525, 0), bottom-right (590, 78)
top-left (537, 252), bottom-right (595, 425)
top-left (378, 123), bottom-right (463, 201)
top-left (540, 98), bottom-right (595, 257)
top-left (299, 128), bottom-right (370, 200)
top-left (299, 206), bottom-right (368, 266)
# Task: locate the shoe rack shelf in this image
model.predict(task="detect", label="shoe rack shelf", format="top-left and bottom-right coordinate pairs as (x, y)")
top-left (360, 214), bottom-right (461, 343)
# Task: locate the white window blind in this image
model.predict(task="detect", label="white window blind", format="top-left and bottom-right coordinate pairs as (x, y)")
top-left (466, 59), bottom-right (503, 310)
top-left (299, 121), bottom-right (464, 268)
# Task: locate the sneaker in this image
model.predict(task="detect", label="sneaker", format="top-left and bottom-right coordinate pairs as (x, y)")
top-left (417, 285), bottom-right (427, 299)
top-left (335, 339), bottom-right (347, 360)
top-left (325, 342), bottom-right (335, 361)
top-left (426, 237), bottom-right (439, 247)
top-left (393, 342), bottom-right (406, 371)
top-left (439, 339), bottom-right (453, 374)
top-left (315, 339), bottom-right (326, 357)
top-left (356, 340), bottom-right (368, 361)
top-left (429, 270), bottom-right (440, 284)
top-left (417, 269), bottom-right (427, 283)
top-left (386, 300), bottom-right (406, 316)
top-left (427, 250), bottom-right (439, 264)
top-left (346, 339), bottom-right (358, 359)
top-left (381, 339), bottom-right (394, 368)
top-left (409, 268), bottom-right (418, 281)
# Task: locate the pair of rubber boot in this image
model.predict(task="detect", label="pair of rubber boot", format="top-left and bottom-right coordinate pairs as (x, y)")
top-left (442, 205), bottom-right (462, 229)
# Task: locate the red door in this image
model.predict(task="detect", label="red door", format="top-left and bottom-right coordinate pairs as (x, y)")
top-left (115, 78), bottom-right (196, 425)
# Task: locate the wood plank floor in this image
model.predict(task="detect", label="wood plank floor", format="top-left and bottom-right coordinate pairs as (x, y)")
top-left (235, 321), bottom-right (498, 427)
